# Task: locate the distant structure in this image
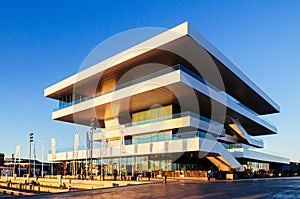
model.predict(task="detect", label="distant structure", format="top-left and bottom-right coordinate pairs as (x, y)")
top-left (3, 157), bottom-right (58, 177)
top-left (0, 153), bottom-right (4, 166)
top-left (45, 22), bottom-right (289, 178)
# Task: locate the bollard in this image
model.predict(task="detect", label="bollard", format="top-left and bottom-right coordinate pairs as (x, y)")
top-left (27, 174), bottom-right (29, 183)
top-left (5, 174), bottom-right (8, 182)
top-left (19, 183), bottom-right (22, 190)
top-left (58, 175), bottom-right (62, 187)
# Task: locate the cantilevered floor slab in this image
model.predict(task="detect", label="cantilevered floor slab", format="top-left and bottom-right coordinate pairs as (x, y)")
top-left (45, 22), bottom-right (279, 115)
top-left (52, 67), bottom-right (277, 136)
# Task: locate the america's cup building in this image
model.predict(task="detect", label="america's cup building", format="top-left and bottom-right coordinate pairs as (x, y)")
top-left (44, 22), bottom-right (288, 177)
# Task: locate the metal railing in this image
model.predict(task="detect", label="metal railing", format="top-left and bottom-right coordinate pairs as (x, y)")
top-left (124, 111), bottom-right (222, 128)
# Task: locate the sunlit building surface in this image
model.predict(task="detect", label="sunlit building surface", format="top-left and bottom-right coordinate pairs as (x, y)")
top-left (44, 22), bottom-right (289, 178)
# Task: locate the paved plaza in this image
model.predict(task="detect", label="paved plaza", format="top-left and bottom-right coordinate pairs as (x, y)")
top-left (20, 177), bottom-right (300, 199)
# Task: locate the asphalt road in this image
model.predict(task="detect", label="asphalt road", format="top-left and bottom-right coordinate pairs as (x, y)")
top-left (22, 177), bottom-right (300, 199)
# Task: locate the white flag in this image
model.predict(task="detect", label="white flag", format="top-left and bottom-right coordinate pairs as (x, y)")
top-left (51, 138), bottom-right (56, 159)
top-left (16, 145), bottom-right (20, 158)
top-left (74, 134), bottom-right (79, 158)
top-left (41, 139), bottom-right (44, 162)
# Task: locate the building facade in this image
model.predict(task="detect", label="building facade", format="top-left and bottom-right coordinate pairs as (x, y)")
top-left (44, 22), bottom-right (289, 178)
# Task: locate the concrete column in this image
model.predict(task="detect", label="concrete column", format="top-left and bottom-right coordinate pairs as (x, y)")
top-left (64, 161), bottom-right (67, 176)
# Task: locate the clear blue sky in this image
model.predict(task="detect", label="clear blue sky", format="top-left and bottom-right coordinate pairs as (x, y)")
top-left (0, 0), bottom-right (299, 161)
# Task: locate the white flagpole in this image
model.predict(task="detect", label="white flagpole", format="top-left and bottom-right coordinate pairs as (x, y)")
top-left (18, 145), bottom-right (21, 177)
top-left (13, 153), bottom-right (16, 177)
top-left (33, 141), bottom-right (36, 177)
top-left (86, 131), bottom-right (89, 178)
top-left (74, 134), bottom-right (79, 176)
top-left (15, 145), bottom-right (20, 177)
top-left (41, 139), bottom-right (44, 178)
top-left (51, 138), bottom-right (56, 175)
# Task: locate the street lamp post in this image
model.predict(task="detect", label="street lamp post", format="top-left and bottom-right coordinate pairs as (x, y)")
top-left (28, 133), bottom-right (33, 177)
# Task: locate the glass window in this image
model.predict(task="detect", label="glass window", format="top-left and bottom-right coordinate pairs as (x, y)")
top-left (139, 112), bottom-right (145, 123)
top-left (132, 105), bottom-right (173, 123)
top-left (145, 110), bottom-right (150, 121)
top-left (132, 114), bottom-right (138, 122)
top-left (154, 160), bottom-right (160, 170)
top-left (165, 105), bottom-right (172, 116)
top-left (158, 132), bottom-right (165, 142)
top-left (165, 131), bottom-right (172, 141)
top-left (158, 107), bottom-right (166, 118)
top-left (133, 136), bottom-right (138, 144)
top-left (144, 134), bottom-right (151, 143)
top-left (150, 108), bottom-right (158, 119)
top-left (139, 135), bottom-right (145, 144)
top-left (151, 132), bottom-right (158, 142)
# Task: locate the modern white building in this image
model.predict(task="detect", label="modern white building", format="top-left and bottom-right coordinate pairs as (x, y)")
top-left (44, 22), bottom-right (289, 178)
